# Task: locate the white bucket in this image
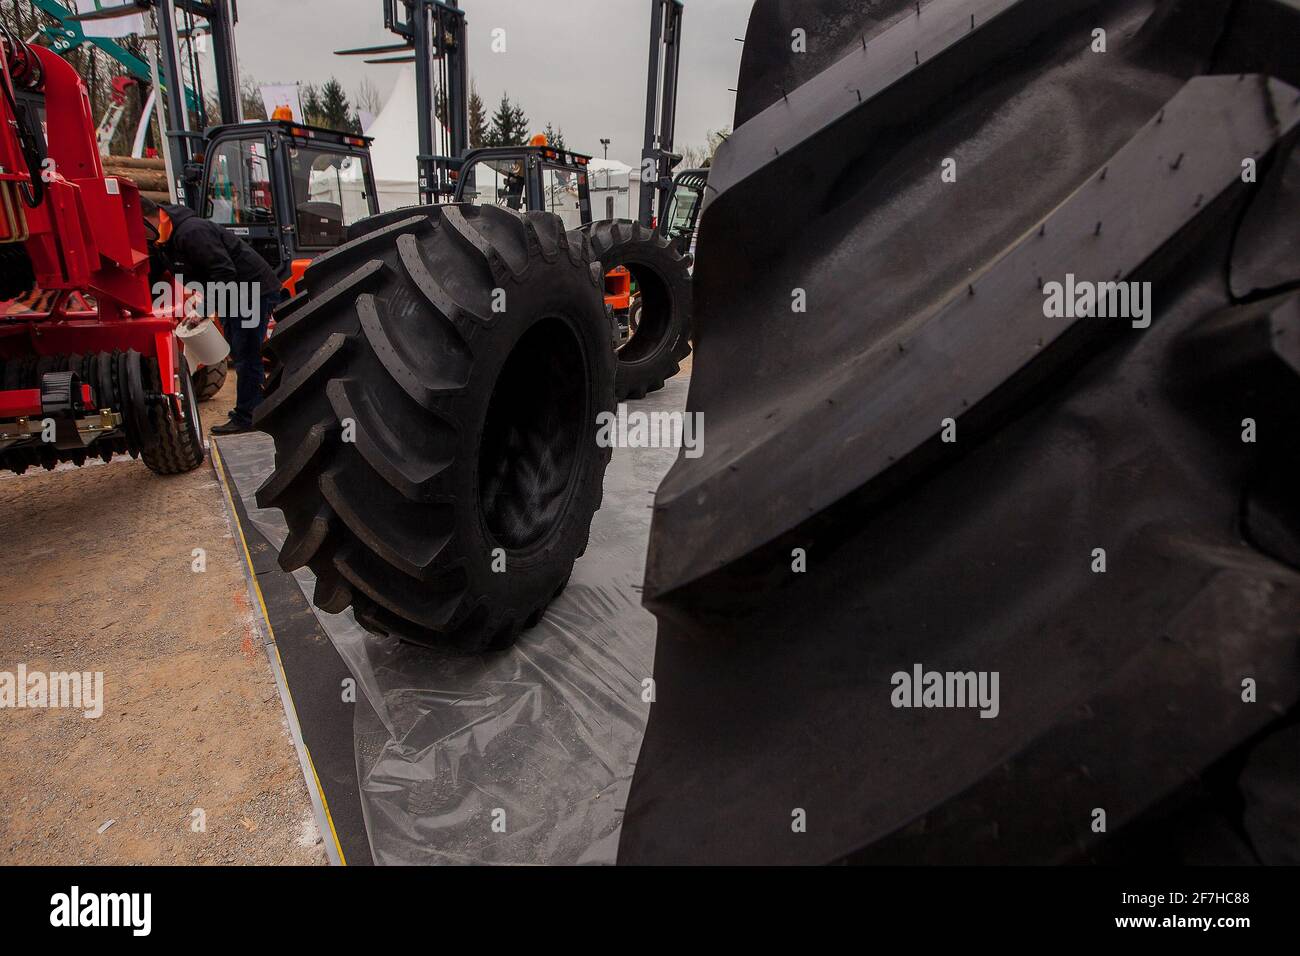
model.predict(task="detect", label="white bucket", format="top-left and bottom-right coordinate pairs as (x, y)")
top-left (175, 318), bottom-right (231, 373)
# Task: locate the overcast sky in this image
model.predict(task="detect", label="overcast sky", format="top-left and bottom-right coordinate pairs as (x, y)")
top-left (231, 0), bottom-right (753, 167)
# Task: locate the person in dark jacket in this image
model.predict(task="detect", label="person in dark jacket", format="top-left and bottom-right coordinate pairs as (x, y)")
top-left (142, 197), bottom-right (282, 434)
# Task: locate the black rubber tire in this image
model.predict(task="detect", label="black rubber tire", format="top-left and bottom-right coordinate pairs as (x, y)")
top-left (191, 359), bottom-right (228, 402)
top-left (139, 345), bottom-right (206, 475)
top-left (254, 204), bottom-right (614, 652)
top-left (576, 220), bottom-right (691, 401)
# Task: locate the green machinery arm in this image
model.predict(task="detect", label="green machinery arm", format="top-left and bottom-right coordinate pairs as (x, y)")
top-left (31, 0), bottom-right (201, 112)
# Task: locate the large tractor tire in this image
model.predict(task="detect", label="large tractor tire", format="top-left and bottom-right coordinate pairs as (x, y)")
top-left (254, 204), bottom-right (614, 652)
top-left (619, 0), bottom-right (1300, 864)
top-left (191, 359), bottom-right (228, 402)
top-left (577, 219), bottom-right (691, 400)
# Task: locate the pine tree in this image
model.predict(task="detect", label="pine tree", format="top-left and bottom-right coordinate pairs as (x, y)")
top-left (319, 78), bottom-right (351, 131)
top-left (488, 93), bottom-right (530, 147)
top-left (509, 101), bottom-right (530, 145)
top-left (468, 83), bottom-right (488, 150)
top-left (544, 123), bottom-right (567, 153)
top-left (487, 93), bottom-right (511, 147)
top-left (302, 84), bottom-right (323, 125)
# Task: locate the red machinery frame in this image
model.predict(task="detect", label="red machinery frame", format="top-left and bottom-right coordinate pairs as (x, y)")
top-left (1, 36), bottom-right (181, 415)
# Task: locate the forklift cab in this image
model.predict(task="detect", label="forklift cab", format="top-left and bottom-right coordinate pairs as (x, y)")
top-left (454, 145), bottom-right (593, 229)
top-left (661, 168), bottom-right (707, 261)
top-left (193, 120), bottom-right (379, 291)
top-left (455, 144), bottom-right (650, 344)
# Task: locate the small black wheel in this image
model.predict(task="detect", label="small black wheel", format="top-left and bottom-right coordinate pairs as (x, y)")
top-left (191, 359), bottom-right (228, 402)
top-left (140, 344), bottom-right (205, 475)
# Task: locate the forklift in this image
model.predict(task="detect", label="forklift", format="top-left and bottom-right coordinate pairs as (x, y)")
top-left (336, 0), bottom-right (685, 222)
top-left (181, 0), bottom-right (690, 384)
top-left (454, 140), bottom-right (590, 226)
top-left (109, 0), bottom-right (384, 377)
top-left (49, 0), bottom-right (384, 288)
top-left (337, 0), bottom-right (693, 399)
top-left (110, 0), bottom-right (387, 288)
top-left (452, 139), bottom-right (640, 348)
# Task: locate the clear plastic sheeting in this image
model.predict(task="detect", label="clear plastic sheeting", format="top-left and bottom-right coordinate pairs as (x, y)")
top-left (218, 377), bottom-right (687, 864)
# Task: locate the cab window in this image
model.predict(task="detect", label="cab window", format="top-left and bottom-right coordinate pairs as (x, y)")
top-left (665, 185), bottom-right (700, 240)
top-left (461, 156), bottom-right (528, 210)
top-left (540, 164), bottom-right (585, 231)
top-left (203, 137), bottom-right (273, 225)
top-left (288, 145), bottom-right (372, 248)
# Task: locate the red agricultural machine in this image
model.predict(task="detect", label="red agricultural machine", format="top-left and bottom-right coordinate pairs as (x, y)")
top-left (0, 28), bottom-right (203, 476)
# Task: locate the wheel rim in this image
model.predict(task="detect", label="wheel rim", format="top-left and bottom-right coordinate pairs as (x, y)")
top-left (477, 317), bottom-right (587, 552)
top-left (615, 264), bottom-right (671, 364)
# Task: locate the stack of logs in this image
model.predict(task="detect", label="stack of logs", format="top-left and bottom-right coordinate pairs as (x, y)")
top-left (102, 155), bottom-right (171, 204)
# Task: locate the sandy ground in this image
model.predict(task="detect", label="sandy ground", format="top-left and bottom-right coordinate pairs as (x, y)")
top-left (0, 373), bottom-right (327, 865)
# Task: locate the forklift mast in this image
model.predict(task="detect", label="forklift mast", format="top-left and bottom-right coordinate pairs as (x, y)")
top-left (155, 0), bottom-right (244, 202)
top-left (205, 0), bottom-right (243, 129)
top-left (638, 0), bottom-right (684, 228)
top-left (342, 0), bottom-right (679, 219)
top-left (66, 0), bottom-right (244, 203)
top-left (338, 0), bottom-right (469, 205)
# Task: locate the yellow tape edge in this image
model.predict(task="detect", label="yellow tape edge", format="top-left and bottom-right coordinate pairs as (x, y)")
top-left (210, 440), bottom-right (348, 866)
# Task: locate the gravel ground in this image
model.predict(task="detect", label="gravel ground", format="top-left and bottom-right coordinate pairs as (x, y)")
top-left (0, 374), bottom-right (328, 865)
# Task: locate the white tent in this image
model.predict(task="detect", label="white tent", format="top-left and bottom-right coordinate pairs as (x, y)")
top-left (587, 158), bottom-right (633, 184)
top-left (365, 65), bottom-right (437, 211)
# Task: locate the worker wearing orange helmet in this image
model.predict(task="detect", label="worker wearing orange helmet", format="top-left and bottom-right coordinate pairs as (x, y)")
top-left (141, 195), bottom-right (281, 434)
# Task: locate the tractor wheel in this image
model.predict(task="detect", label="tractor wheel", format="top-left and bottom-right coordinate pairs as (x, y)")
top-left (577, 219), bottom-right (691, 400)
top-left (254, 204), bottom-right (614, 652)
top-left (192, 359), bottom-right (228, 402)
top-left (139, 345), bottom-right (206, 475)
